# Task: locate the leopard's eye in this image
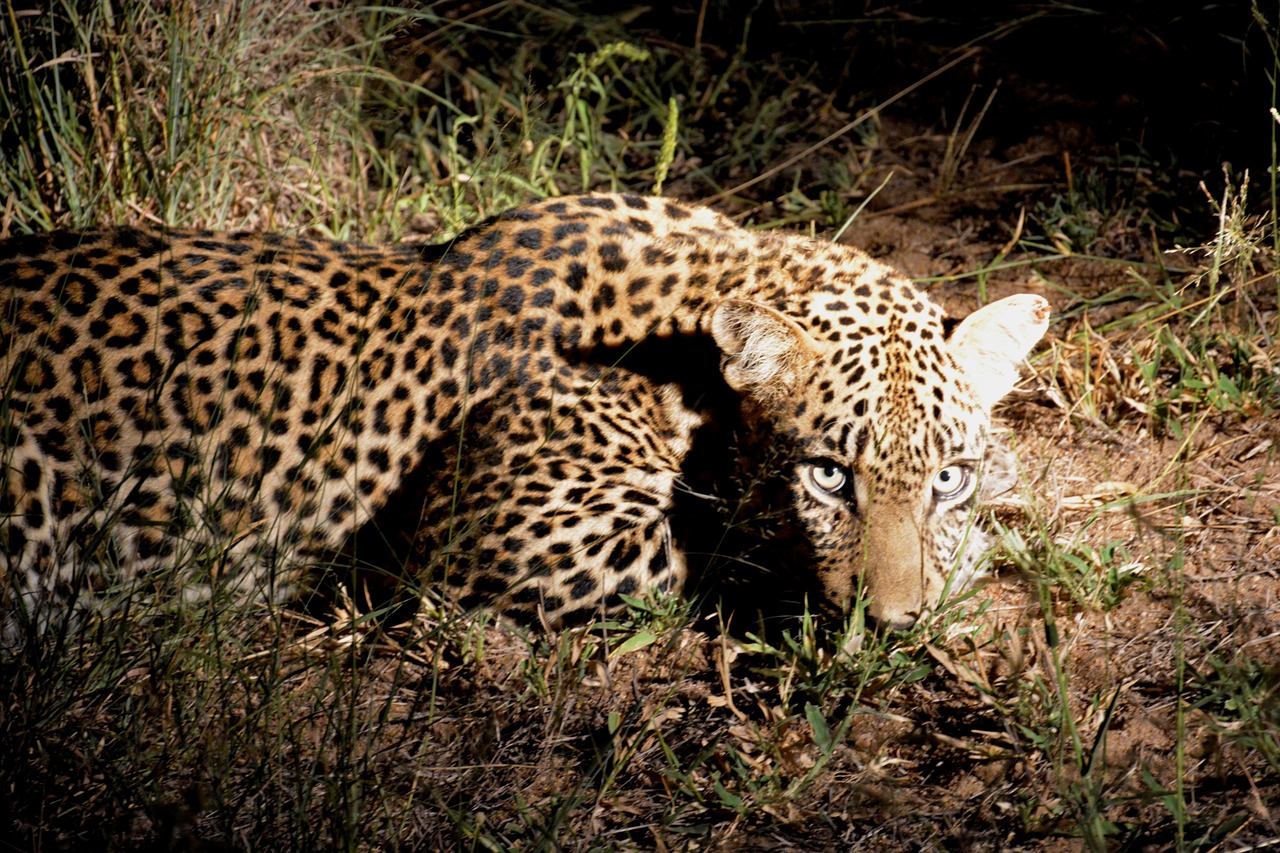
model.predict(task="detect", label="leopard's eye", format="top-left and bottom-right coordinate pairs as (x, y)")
top-left (932, 465), bottom-right (972, 501)
top-left (808, 461), bottom-right (848, 494)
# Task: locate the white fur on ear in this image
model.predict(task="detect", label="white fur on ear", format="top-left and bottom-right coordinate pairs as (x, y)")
top-left (709, 298), bottom-right (822, 398)
top-left (948, 294), bottom-right (1051, 409)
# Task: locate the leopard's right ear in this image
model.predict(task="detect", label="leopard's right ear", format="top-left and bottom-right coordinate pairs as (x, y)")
top-left (947, 294), bottom-right (1051, 410)
top-left (710, 298), bottom-right (823, 402)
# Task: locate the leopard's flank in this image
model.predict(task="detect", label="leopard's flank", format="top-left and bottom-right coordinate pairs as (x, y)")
top-left (1, 194), bottom-right (1049, 635)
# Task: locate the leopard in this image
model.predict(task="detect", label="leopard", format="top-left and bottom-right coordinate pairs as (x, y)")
top-left (0, 193), bottom-right (1049, 639)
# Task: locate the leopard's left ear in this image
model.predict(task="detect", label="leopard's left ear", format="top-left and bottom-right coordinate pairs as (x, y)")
top-left (710, 298), bottom-right (823, 402)
top-left (947, 294), bottom-right (1051, 409)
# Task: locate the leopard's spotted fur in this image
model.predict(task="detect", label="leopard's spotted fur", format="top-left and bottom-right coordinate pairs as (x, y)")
top-left (1, 194), bottom-right (1049, 633)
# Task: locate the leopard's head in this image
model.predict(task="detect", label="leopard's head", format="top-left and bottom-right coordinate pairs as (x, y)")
top-left (710, 284), bottom-right (1050, 630)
